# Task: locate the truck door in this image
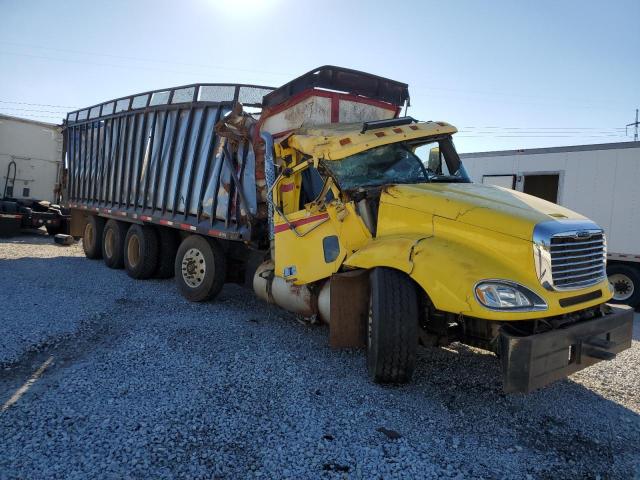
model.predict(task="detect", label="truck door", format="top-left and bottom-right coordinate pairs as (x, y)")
top-left (273, 165), bottom-right (370, 285)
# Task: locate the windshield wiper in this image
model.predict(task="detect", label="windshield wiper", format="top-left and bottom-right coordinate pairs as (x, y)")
top-left (428, 175), bottom-right (468, 183)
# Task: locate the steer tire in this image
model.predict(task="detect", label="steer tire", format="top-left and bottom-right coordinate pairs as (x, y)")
top-left (607, 263), bottom-right (640, 309)
top-left (124, 224), bottom-right (159, 279)
top-left (102, 219), bottom-right (128, 269)
top-left (82, 215), bottom-right (105, 259)
top-left (174, 235), bottom-right (226, 302)
top-left (367, 267), bottom-right (418, 384)
top-left (155, 227), bottom-right (179, 279)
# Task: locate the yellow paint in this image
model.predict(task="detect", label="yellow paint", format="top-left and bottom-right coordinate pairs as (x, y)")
top-left (271, 122), bottom-right (612, 321)
top-left (288, 121), bottom-right (457, 160)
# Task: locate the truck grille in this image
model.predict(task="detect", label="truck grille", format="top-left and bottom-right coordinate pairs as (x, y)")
top-left (550, 232), bottom-right (606, 289)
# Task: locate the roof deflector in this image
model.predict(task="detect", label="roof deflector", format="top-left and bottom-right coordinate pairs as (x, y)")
top-left (262, 65), bottom-right (410, 108)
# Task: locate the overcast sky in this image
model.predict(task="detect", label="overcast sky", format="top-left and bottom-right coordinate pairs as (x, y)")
top-left (0, 0), bottom-right (638, 152)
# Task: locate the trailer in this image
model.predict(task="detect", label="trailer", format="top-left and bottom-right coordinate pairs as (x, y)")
top-left (63, 66), bottom-right (633, 392)
top-left (461, 141), bottom-right (640, 308)
top-left (0, 114), bottom-right (69, 236)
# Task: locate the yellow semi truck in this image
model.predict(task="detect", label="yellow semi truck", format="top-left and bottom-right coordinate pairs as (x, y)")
top-left (64, 66), bottom-right (633, 392)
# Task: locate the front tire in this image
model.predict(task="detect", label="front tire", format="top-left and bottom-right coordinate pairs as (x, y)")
top-left (607, 263), bottom-right (640, 308)
top-left (82, 215), bottom-right (105, 259)
top-left (367, 268), bottom-right (418, 384)
top-left (124, 224), bottom-right (159, 279)
top-left (174, 235), bottom-right (226, 302)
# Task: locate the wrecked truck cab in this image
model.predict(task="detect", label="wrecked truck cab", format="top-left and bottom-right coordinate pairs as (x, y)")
top-left (265, 116), bottom-right (633, 392)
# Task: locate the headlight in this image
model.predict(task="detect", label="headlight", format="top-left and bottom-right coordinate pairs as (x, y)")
top-left (474, 280), bottom-right (547, 311)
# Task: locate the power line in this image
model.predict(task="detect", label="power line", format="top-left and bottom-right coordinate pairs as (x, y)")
top-left (0, 40), bottom-right (291, 78)
top-left (0, 100), bottom-right (77, 109)
top-left (0, 107), bottom-right (69, 114)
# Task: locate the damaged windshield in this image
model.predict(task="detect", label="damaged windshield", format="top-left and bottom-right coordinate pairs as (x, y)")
top-left (323, 137), bottom-right (469, 190)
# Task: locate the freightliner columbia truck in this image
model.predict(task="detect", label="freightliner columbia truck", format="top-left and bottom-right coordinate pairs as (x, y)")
top-left (63, 66), bottom-right (633, 393)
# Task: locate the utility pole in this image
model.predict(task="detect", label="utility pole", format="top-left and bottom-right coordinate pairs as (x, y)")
top-left (627, 108), bottom-right (639, 141)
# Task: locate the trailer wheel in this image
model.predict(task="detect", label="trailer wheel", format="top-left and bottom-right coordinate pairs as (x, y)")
top-left (607, 263), bottom-right (640, 308)
top-left (155, 227), bottom-right (179, 279)
top-left (102, 219), bottom-right (128, 269)
top-left (174, 235), bottom-right (226, 302)
top-left (124, 224), bottom-right (159, 279)
top-left (82, 215), bottom-right (105, 259)
top-left (367, 268), bottom-right (418, 384)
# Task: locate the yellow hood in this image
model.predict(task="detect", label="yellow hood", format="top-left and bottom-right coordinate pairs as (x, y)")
top-left (380, 183), bottom-right (586, 241)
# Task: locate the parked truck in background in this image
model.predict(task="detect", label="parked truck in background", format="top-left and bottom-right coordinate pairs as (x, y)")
top-left (0, 114), bottom-right (70, 236)
top-left (461, 142), bottom-right (640, 309)
top-left (63, 66), bottom-right (634, 393)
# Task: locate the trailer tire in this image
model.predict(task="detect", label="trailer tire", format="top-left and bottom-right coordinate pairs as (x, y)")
top-left (82, 215), bottom-right (105, 259)
top-left (102, 219), bottom-right (128, 269)
top-left (174, 235), bottom-right (226, 302)
top-left (124, 224), bottom-right (159, 279)
top-left (367, 267), bottom-right (418, 384)
top-left (155, 227), bottom-right (179, 279)
top-left (607, 263), bottom-right (640, 308)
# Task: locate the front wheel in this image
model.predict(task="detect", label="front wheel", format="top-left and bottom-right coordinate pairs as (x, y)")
top-left (367, 267), bottom-right (418, 384)
top-left (174, 235), bottom-right (226, 302)
top-left (607, 263), bottom-right (640, 308)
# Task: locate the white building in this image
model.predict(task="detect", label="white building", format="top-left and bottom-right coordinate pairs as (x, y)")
top-left (0, 114), bottom-right (63, 203)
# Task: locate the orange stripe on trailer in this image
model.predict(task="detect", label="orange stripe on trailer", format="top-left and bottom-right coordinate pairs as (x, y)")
top-left (180, 223), bottom-right (197, 231)
top-left (140, 215), bottom-right (152, 222)
top-left (118, 212), bottom-right (127, 216)
top-left (274, 213), bottom-right (329, 234)
top-left (159, 219), bottom-right (173, 226)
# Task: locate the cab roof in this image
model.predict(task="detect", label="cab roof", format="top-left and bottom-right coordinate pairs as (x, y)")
top-left (286, 120), bottom-right (457, 161)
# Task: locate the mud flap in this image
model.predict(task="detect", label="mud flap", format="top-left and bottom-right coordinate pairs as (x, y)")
top-left (329, 270), bottom-right (369, 348)
top-left (500, 304), bottom-right (634, 393)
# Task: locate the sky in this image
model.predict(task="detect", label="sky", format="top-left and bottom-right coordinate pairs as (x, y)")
top-left (0, 0), bottom-right (638, 153)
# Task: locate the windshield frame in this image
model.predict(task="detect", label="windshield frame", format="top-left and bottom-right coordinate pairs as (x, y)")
top-left (320, 135), bottom-right (470, 191)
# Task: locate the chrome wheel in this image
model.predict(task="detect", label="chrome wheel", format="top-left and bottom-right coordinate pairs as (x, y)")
top-left (181, 248), bottom-right (206, 288)
top-left (609, 273), bottom-right (634, 301)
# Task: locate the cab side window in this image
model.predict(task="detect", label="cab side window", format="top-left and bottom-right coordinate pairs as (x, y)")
top-left (299, 167), bottom-right (333, 209)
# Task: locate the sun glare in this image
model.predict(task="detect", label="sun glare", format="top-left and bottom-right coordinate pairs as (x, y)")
top-left (209, 0), bottom-right (281, 17)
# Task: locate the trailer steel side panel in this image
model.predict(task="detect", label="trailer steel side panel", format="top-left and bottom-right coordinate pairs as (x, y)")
top-left (64, 83), bottom-right (274, 242)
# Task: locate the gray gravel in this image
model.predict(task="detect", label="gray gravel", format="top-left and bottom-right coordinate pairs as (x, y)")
top-left (1, 232), bottom-right (639, 479)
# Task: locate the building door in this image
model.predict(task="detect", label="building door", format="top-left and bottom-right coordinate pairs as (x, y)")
top-left (522, 174), bottom-right (560, 203)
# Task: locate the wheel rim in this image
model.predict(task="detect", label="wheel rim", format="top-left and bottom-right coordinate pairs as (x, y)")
top-left (127, 235), bottom-right (141, 268)
top-left (181, 248), bottom-right (206, 288)
top-left (85, 222), bottom-right (94, 247)
top-left (104, 228), bottom-right (115, 258)
top-left (609, 273), bottom-right (634, 301)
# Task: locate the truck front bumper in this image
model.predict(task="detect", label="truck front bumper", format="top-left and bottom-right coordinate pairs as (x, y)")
top-left (500, 304), bottom-right (634, 393)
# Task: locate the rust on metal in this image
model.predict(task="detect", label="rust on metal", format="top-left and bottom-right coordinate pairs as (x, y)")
top-left (329, 270), bottom-right (369, 348)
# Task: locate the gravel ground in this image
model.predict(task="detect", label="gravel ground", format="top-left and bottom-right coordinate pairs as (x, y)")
top-left (0, 232), bottom-right (639, 479)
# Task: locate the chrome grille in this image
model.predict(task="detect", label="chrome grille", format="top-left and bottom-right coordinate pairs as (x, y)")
top-left (549, 232), bottom-right (606, 289)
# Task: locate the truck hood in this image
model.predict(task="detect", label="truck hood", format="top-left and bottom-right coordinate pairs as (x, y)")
top-left (379, 183), bottom-right (586, 241)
